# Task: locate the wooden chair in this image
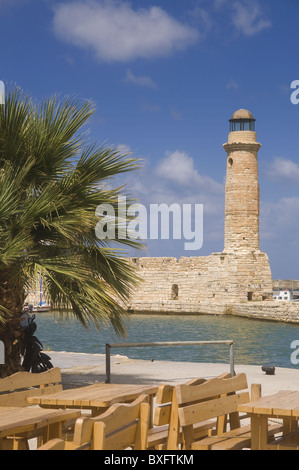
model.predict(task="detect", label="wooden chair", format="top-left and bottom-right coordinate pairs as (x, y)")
top-left (0, 368), bottom-right (62, 407)
top-left (38, 394), bottom-right (151, 450)
top-left (174, 373), bottom-right (283, 450)
top-left (148, 374), bottom-right (231, 450)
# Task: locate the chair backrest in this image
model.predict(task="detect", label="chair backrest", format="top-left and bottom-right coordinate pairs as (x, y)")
top-left (68, 394), bottom-right (151, 450)
top-left (37, 438), bottom-right (66, 451)
top-left (153, 374), bottom-right (231, 449)
top-left (0, 368), bottom-right (62, 407)
top-left (176, 373), bottom-right (250, 449)
top-left (154, 377), bottom-right (211, 427)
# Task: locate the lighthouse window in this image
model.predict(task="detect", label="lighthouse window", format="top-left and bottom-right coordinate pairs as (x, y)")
top-left (230, 120), bottom-right (255, 132)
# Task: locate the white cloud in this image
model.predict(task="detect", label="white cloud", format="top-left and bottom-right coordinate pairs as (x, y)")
top-left (141, 102), bottom-right (161, 113)
top-left (120, 150), bottom-right (224, 213)
top-left (125, 70), bottom-right (156, 89)
top-left (267, 157), bottom-right (299, 183)
top-left (118, 150), bottom-right (226, 255)
top-left (213, 0), bottom-right (228, 9)
top-left (231, 0), bottom-right (271, 36)
top-left (52, 1), bottom-right (199, 63)
top-left (209, 0), bottom-right (271, 36)
top-left (156, 150), bottom-right (223, 194)
top-left (226, 79), bottom-right (239, 90)
top-left (170, 108), bottom-right (183, 121)
top-left (261, 197), bottom-right (299, 241)
top-left (260, 158), bottom-right (299, 249)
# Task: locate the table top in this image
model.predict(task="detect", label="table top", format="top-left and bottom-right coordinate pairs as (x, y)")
top-left (27, 383), bottom-right (158, 409)
top-left (238, 390), bottom-right (299, 418)
top-left (0, 407), bottom-right (81, 438)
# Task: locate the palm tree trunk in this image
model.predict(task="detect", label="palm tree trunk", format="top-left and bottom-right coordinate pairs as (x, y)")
top-left (0, 269), bottom-right (25, 377)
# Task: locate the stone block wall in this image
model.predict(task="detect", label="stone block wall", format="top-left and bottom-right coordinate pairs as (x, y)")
top-left (127, 250), bottom-right (273, 311)
top-left (129, 256), bottom-right (208, 304)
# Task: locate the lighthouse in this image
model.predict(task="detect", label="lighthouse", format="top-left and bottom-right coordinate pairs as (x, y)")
top-left (125, 107), bottom-right (273, 309)
top-left (223, 109), bottom-right (261, 253)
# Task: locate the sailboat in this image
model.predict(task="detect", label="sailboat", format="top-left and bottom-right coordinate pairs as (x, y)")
top-left (23, 278), bottom-right (51, 312)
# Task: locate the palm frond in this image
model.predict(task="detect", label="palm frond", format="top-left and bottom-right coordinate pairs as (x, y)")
top-left (0, 84), bottom-right (143, 339)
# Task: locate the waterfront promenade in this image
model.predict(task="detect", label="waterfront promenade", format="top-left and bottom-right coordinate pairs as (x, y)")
top-left (49, 351), bottom-right (299, 397)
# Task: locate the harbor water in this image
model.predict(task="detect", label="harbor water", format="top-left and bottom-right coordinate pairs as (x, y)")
top-left (34, 312), bottom-right (299, 370)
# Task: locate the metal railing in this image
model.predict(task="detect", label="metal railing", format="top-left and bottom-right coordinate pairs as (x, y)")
top-left (105, 340), bottom-right (235, 383)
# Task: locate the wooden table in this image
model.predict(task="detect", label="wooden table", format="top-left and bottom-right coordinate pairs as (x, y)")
top-left (0, 407), bottom-right (81, 450)
top-left (27, 383), bottom-right (158, 418)
top-left (238, 390), bottom-right (299, 450)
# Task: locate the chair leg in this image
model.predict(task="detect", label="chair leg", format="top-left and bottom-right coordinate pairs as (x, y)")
top-left (0, 436), bottom-right (29, 450)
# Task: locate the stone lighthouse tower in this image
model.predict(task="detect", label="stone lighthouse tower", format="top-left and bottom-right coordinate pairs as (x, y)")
top-left (223, 109), bottom-right (260, 253)
top-left (219, 109), bottom-right (273, 301)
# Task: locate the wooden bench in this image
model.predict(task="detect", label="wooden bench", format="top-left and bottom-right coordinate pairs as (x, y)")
top-left (175, 373), bottom-right (283, 450)
top-left (38, 394), bottom-right (151, 450)
top-left (0, 368), bottom-right (65, 449)
top-left (0, 368), bottom-right (62, 407)
top-left (148, 375), bottom-right (230, 450)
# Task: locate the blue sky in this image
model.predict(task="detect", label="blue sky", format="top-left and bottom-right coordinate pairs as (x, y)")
top-left (1, 0), bottom-right (299, 279)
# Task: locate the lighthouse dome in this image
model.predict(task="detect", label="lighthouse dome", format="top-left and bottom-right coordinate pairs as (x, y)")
top-left (229, 109), bottom-right (255, 121)
top-left (229, 109), bottom-right (255, 131)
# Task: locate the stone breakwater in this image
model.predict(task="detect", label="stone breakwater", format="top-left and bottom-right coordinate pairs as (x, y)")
top-left (127, 300), bottom-right (299, 324)
top-left (26, 287), bottom-right (299, 324)
top-left (26, 285), bottom-right (299, 324)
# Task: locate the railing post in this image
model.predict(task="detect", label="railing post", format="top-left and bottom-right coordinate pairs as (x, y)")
top-left (0, 340), bottom-right (4, 365)
top-left (230, 342), bottom-right (235, 376)
top-left (105, 344), bottom-right (111, 383)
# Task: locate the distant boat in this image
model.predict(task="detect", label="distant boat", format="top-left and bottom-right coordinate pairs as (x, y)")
top-left (23, 302), bottom-right (51, 313)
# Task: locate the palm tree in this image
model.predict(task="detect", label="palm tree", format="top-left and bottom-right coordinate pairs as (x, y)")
top-left (0, 86), bottom-right (142, 377)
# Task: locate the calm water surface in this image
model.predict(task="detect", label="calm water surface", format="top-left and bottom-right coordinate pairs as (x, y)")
top-left (34, 313), bottom-right (299, 369)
